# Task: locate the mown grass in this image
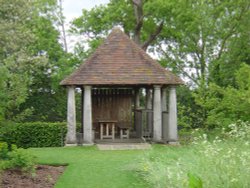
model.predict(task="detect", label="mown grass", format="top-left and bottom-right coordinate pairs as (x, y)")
top-left (29, 122), bottom-right (250, 188)
top-left (29, 140), bottom-right (250, 188)
top-left (29, 146), bottom-right (148, 188)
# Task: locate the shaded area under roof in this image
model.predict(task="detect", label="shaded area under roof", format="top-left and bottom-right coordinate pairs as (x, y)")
top-left (60, 28), bottom-right (183, 86)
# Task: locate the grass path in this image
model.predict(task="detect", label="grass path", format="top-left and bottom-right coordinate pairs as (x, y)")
top-left (29, 146), bottom-right (149, 188)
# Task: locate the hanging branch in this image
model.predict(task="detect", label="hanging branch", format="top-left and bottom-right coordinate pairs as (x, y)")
top-left (141, 21), bottom-right (164, 51)
top-left (132, 0), bottom-right (143, 45)
top-left (132, 0), bottom-right (164, 51)
top-left (58, 0), bottom-right (68, 52)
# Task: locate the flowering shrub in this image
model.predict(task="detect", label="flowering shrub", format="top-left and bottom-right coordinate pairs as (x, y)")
top-left (223, 120), bottom-right (250, 140)
top-left (136, 122), bottom-right (250, 188)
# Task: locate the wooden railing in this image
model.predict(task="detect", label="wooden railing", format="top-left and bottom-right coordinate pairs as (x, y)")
top-left (162, 111), bottom-right (168, 140)
top-left (135, 109), bottom-right (153, 138)
top-left (135, 109), bottom-right (168, 139)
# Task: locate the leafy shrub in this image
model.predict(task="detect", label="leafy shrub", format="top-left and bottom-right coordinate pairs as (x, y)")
top-left (0, 122), bottom-right (67, 148)
top-left (0, 143), bottom-right (36, 173)
top-left (223, 120), bottom-right (250, 141)
top-left (194, 64), bottom-right (250, 128)
top-left (6, 148), bottom-right (36, 173)
top-left (177, 86), bottom-right (204, 129)
top-left (0, 142), bottom-right (9, 159)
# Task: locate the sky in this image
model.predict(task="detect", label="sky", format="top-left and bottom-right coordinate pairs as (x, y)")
top-left (62, 0), bottom-right (110, 23)
top-left (62, 0), bottom-right (110, 51)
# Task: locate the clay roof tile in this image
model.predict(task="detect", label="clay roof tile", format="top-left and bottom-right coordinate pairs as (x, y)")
top-left (60, 28), bottom-right (184, 86)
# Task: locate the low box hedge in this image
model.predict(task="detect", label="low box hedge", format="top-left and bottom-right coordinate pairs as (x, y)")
top-left (0, 122), bottom-right (67, 148)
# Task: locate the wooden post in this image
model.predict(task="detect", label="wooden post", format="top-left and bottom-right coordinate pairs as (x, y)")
top-left (146, 88), bottom-right (153, 136)
top-left (81, 87), bottom-right (84, 134)
top-left (161, 87), bottom-right (168, 141)
top-left (135, 88), bottom-right (140, 109)
top-left (146, 88), bottom-right (152, 109)
top-left (100, 123), bottom-right (103, 140)
top-left (134, 87), bottom-right (141, 137)
top-left (112, 123), bottom-right (115, 140)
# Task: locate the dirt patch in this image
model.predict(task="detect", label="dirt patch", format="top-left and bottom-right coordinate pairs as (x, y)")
top-left (1, 165), bottom-right (65, 188)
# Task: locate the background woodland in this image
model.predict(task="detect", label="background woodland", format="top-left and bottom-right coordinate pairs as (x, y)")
top-left (0, 0), bottom-right (249, 130)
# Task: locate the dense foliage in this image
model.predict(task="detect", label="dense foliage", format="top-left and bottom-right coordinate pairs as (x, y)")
top-left (71, 0), bottom-right (250, 129)
top-left (1, 1), bottom-right (247, 186)
top-left (0, 122), bottom-right (67, 148)
top-left (0, 0), bottom-right (79, 123)
top-left (0, 142), bottom-right (36, 173)
top-left (195, 64), bottom-right (250, 128)
top-left (0, 0), bottom-right (249, 133)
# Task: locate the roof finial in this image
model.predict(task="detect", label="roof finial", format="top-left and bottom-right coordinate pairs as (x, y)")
top-left (112, 26), bottom-right (123, 32)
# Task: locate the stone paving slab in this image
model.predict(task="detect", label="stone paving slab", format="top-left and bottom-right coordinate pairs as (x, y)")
top-left (97, 143), bottom-right (151, 150)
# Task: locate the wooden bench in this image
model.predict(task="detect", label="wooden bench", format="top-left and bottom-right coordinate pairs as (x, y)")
top-left (117, 124), bottom-right (130, 139)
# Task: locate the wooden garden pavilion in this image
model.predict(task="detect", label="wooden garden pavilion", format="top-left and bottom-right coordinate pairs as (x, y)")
top-left (60, 28), bottom-right (183, 145)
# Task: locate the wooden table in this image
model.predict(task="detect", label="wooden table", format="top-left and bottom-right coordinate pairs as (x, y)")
top-left (98, 120), bottom-right (117, 140)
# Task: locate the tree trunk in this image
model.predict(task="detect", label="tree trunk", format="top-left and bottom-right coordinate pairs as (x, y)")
top-left (58, 0), bottom-right (68, 52)
top-left (132, 0), bottom-right (164, 51)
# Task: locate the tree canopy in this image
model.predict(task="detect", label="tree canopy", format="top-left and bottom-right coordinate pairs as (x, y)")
top-left (71, 0), bottom-right (250, 128)
top-left (0, 0), bottom-right (249, 129)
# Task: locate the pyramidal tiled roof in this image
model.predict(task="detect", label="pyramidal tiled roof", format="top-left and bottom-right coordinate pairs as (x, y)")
top-left (60, 28), bottom-right (183, 86)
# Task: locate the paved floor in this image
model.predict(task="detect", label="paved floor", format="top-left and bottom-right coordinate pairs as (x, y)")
top-left (97, 143), bottom-right (151, 150)
top-left (95, 138), bottom-right (144, 144)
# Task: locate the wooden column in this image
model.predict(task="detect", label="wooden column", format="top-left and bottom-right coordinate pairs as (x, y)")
top-left (83, 85), bottom-right (93, 144)
top-left (161, 87), bottom-right (168, 141)
top-left (135, 88), bottom-right (140, 109)
top-left (81, 87), bottom-right (84, 134)
top-left (146, 88), bottom-right (152, 109)
top-left (161, 88), bottom-right (167, 112)
top-left (146, 88), bottom-right (153, 136)
top-left (66, 86), bottom-right (77, 145)
top-left (135, 88), bottom-right (141, 137)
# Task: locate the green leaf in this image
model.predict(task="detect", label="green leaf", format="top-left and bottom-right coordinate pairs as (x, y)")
top-left (188, 172), bottom-right (203, 188)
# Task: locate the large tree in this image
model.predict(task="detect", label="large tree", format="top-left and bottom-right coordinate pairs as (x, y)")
top-left (71, 0), bottom-right (170, 52)
top-left (72, 0), bottom-right (249, 87)
top-left (70, 0), bottom-right (250, 129)
top-left (0, 0), bottom-right (74, 122)
top-left (18, 0), bottom-right (79, 122)
top-left (0, 0), bottom-right (48, 121)
top-left (156, 0), bottom-right (250, 87)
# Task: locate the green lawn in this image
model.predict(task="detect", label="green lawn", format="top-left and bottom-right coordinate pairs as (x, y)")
top-left (29, 122), bottom-right (250, 188)
top-left (29, 146), bottom-right (150, 188)
top-left (29, 138), bottom-right (250, 188)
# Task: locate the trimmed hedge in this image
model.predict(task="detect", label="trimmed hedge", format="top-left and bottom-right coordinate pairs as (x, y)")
top-left (0, 122), bottom-right (67, 148)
